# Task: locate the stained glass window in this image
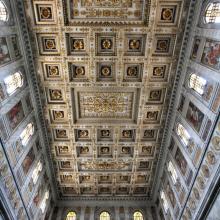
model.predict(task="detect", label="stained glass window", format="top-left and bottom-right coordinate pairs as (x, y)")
top-left (189, 73), bottom-right (206, 95)
top-left (160, 190), bottom-right (169, 213)
top-left (20, 123), bottom-right (34, 146)
top-left (0, 1), bottom-right (8, 22)
top-left (133, 211), bottom-right (144, 220)
top-left (66, 212), bottom-right (76, 220)
top-left (100, 211), bottom-right (110, 220)
top-left (4, 72), bottom-right (23, 95)
top-left (32, 161), bottom-right (42, 184)
top-left (168, 161), bottom-right (178, 184)
top-left (39, 190), bottom-right (49, 213)
top-left (205, 2), bottom-right (220, 23)
top-left (176, 123), bottom-right (190, 146)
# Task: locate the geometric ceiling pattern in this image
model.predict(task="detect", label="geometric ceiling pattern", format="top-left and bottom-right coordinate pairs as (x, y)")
top-left (24, 0), bottom-right (186, 199)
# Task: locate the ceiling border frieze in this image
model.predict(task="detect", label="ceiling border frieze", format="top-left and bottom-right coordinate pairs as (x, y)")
top-left (14, 0), bottom-right (59, 202)
top-left (151, 0), bottom-right (197, 201)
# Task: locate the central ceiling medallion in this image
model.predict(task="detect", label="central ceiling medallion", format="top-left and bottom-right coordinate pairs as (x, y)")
top-left (72, 88), bottom-right (140, 124)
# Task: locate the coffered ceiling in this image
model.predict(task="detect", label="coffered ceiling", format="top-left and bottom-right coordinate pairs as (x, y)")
top-left (23, 0), bottom-right (187, 200)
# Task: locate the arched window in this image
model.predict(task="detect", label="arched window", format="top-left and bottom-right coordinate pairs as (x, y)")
top-left (167, 161), bottom-right (178, 184)
top-left (39, 190), bottom-right (49, 213)
top-left (66, 211), bottom-right (76, 220)
top-left (133, 211), bottom-right (144, 220)
top-left (31, 161), bottom-right (42, 184)
top-left (176, 123), bottom-right (190, 146)
top-left (100, 211), bottom-right (110, 220)
top-left (205, 2), bottom-right (220, 23)
top-left (20, 123), bottom-right (34, 146)
top-left (0, 1), bottom-right (8, 22)
top-left (4, 72), bottom-right (23, 95)
top-left (160, 190), bottom-right (169, 213)
top-left (189, 73), bottom-right (206, 95)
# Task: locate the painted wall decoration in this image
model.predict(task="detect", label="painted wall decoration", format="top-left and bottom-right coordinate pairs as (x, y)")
top-left (174, 148), bottom-right (187, 176)
top-left (191, 38), bottom-right (200, 60)
top-left (186, 101), bottom-right (204, 133)
top-left (6, 101), bottom-right (25, 131)
top-left (212, 88), bottom-right (220, 112)
top-left (22, 148), bottom-right (35, 175)
top-left (0, 119), bottom-right (7, 141)
top-left (33, 184), bottom-right (44, 207)
top-left (166, 181), bottom-right (176, 208)
top-left (201, 39), bottom-right (220, 70)
top-left (0, 84), bottom-right (5, 101)
top-left (0, 37), bottom-right (11, 65)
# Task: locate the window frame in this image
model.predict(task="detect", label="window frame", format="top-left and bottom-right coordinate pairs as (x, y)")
top-left (133, 211), bottom-right (144, 220)
top-left (0, 0), bottom-right (9, 22)
top-left (188, 73), bottom-right (207, 96)
top-left (100, 211), bottom-right (111, 220)
top-left (66, 211), bottom-right (77, 220)
top-left (20, 123), bottom-right (34, 146)
top-left (199, 0), bottom-right (220, 29)
top-left (4, 71), bottom-right (23, 96)
top-left (176, 123), bottom-right (190, 147)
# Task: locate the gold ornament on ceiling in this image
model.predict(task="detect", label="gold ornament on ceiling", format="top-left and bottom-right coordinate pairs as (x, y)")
top-left (127, 66), bottom-right (138, 76)
top-left (162, 8), bottom-right (173, 21)
top-left (129, 39), bottom-right (140, 50)
top-left (50, 89), bottom-right (63, 100)
top-left (49, 66), bottom-right (59, 76)
top-left (81, 161), bottom-right (130, 170)
top-left (85, 94), bottom-right (126, 113)
top-left (73, 39), bottom-right (84, 50)
top-left (101, 39), bottom-right (112, 49)
top-left (40, 7), bottom-right (52, 19)
top-left (75, 66), bottom-right (85, 76)
top-left (45, 39), bottom-right (56, 49)
top-left (101, 66), bottom-right (111, 76)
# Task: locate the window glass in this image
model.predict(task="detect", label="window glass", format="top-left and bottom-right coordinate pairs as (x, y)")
top-left (133, 211), bottom-right (143, 220)
top-left (20, 123), bottom-right (34, 146)
top-left (168, 161), bottom-right (178, 184)
top-left (39, 190), bottom-right (49, 213)
top-left (66, 212), bottom-right (76, 220)
top-left (176, 123), bottom-right (190, 146)
top-left (100, 211), bottom-right (110, 220)
top-left (205, 2), bottom-right (220, 23)
top-left (189, 73), bottom-right (206, 95)
top-left (32, 161), bottom-right (42, 184)
top-left (0, 1), bottom-right (8, 22)
top-left (160, 191), bottom-right (169, 213)
top-left (4, 72), bottom-right (23, 95)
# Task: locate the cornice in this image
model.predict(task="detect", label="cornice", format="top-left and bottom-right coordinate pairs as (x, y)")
top-left (14, 0), bottom-right (58, 202)
top-left (151, 0), bottom-right (197, 201)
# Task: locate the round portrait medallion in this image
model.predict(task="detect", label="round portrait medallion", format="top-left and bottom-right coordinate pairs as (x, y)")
top-left (211, 136), bottom-right (220, 151)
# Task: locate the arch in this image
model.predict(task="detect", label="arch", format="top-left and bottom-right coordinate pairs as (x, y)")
top-left (66, 211), bottom-right (76, 220)
top-left (133, 211), bottom-right (144, 220)
top-left (0, 0), bottom-right (8, 22)
top-left (100, 211), bottom-right (110, 220)
top-left (20, 123), bottom-right (34, 146)
top-left (176, 123), bottom-right (190, 146)
top-left (189, 73), bottom-right (206, 95)
top-left (205, 2), bottom-right (220, 24)
top-left (4, 72), bottom-right (23, 95)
